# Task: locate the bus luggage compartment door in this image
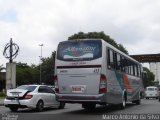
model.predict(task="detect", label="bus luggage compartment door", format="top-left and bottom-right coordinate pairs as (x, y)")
top-left (57, 68), bottom-right (101, 94)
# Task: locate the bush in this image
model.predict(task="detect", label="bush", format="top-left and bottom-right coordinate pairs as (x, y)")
top-left (0, 92), bottom-right (6, 97)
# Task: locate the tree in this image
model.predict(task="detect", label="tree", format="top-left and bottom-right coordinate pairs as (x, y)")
top-left (16, 62), bottom-right (39, 86)
top-left (0, 65), bottom-right (5, 72)
top-left (16, 51), bottom-right (56, 86)
top-left (142, 67), bottom-right (155, 88)
top-left (118, 44), bottom-right (128, 55)
top-left (68, 31), bottom-right (128, 54)
top-left (37, 51), bottom-right (56, 85)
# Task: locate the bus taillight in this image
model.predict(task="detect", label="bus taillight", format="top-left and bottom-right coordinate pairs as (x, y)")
top-left (54, 75), bottom-right (59, 93)
top-left (99, 74), bottom-right (107, 94)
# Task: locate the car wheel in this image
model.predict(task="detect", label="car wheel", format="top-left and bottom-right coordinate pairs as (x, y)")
top-left (58, 102), bottom-right (65, 109)
top-left (9, 107), bottom-right (18, 112)
top-left (36, 100), bottom-right (44, 112)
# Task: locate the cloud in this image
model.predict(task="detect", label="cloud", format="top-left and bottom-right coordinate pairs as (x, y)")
top-left (1, 0), bottom-right (160, 66)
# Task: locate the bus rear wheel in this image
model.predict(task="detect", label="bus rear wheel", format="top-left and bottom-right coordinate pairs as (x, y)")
top-left (82, 103), bottom-right (96, 110)
top-left (132, 92), bottom-right (141, 105)
top-left (119, 93), bottom-right (126, 109)
top-left (58, 102), bottom-right (65, 109)
top-left (132, 99), bottom-right (141, 105)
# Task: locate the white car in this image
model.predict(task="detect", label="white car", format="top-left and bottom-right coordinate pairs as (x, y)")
top-left (145, 86), bottom-right (159, 99)
top-left (4, 85), bottom-right (65, 112)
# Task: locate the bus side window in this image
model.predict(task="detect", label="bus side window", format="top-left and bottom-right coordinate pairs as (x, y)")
top-left (138, 65), bottom-right (141, 77)
top-left (124, 58), bottom-right (129, 73)
top-left (134, 65), bottom-right (138, 76)
top-left (131, 62), bottom-right (134, 76)
top-left (128, 61), bottom-right (132, 75)
top-left (121, 56), bottom-right (125, 72)
top-left (107, 49), bottom-right (114, 69)
top-left (116, 53), bottom-right (121, 70)
top-left (107, 49), bottom-right (111, 69)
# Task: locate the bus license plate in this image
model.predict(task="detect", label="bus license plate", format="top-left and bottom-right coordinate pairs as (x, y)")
top-left (71, 86), bottom-right (85, 93)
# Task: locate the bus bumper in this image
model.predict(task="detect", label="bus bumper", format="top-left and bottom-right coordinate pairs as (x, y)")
top-left (56, 93), bottom-right (106, 104)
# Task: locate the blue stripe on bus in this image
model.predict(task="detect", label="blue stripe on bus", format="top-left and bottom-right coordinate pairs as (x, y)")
top-left (115, 71), bottom-right (132, 96)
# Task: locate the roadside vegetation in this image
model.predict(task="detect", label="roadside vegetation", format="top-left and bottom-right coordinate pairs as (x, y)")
top-left (0, 92), bottom-right (6, 99)
top-left (0, 31), bottom-right (155, 87)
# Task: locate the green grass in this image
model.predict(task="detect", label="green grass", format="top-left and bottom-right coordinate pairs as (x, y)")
top-left (0, 96), bottom-right (5, 100)
top-left (0, 92), bottom-right (6, 99)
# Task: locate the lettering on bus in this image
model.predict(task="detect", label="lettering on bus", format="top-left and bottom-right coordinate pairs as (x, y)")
top-left (57, 40), bottom-right (102, 61)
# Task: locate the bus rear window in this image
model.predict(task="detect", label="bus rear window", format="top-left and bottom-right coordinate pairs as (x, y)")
top-left (57, 40), bottom-right (102, 61)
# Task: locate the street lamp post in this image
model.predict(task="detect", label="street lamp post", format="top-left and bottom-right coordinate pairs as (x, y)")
top-left (39, 44), bottom-right (43, 84)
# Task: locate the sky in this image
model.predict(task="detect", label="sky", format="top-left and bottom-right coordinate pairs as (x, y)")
top-left (1, 0), bottom-right (160, 68)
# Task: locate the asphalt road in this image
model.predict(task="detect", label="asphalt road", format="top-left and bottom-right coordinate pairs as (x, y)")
top-left (0, 99), bottom-right (160, 120)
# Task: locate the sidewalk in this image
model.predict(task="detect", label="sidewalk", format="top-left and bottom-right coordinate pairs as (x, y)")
top-left (0, 98), bottom-right (4, 106)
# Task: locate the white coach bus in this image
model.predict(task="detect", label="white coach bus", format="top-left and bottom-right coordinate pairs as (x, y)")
top-left (54, 39), bottom-right (144, 110)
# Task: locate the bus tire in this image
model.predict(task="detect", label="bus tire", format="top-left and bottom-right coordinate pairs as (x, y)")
top-left (133, 92), bottom-right (141, 105)
top-left (58, 102), bottom-right (65, 109)
top-left (82, 103), bottom-right (96, 110)
top-left (119, 92), bottom-right (126, 109)
top-left (132, 99), bottom-right (141, 105)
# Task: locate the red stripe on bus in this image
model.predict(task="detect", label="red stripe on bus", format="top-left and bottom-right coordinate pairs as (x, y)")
top-left (57, 65), bottom-right (101, 69)
top-left (123, 74), bottom-right (134, 92)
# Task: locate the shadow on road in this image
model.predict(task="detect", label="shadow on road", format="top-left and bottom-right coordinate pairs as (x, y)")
top-left (8, 107), bottom-right (67, 113)
top-left (8, 102), bottom-right (137, 114)
top-left (62, 103), bottom-right (136, 115)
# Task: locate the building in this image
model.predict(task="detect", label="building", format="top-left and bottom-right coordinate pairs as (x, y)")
top-left (149, 63), bottom-right (160, 85)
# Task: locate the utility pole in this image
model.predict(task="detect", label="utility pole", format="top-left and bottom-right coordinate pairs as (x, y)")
top-left (39, 44), bottom-right (43, 84)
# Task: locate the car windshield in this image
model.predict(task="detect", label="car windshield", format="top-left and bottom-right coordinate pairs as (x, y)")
top-left (147, 88), bottom-right (155, 91)
top-left (17, 85), bottom-right (37, 92)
